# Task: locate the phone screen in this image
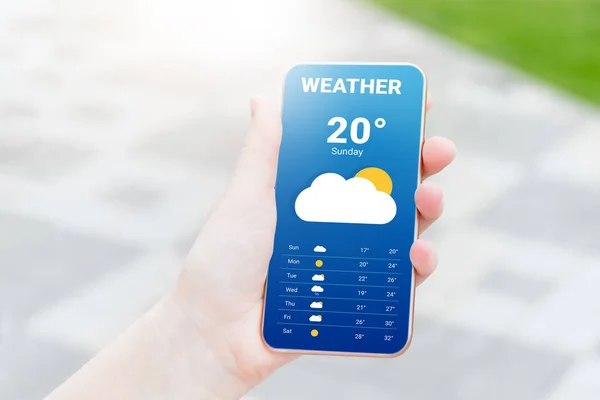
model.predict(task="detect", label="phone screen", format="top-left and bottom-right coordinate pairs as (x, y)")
top-left (262, 63), bottom-right (426, 356)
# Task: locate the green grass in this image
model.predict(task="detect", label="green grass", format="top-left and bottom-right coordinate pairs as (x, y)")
top-left (373, 0), bottom-right (600, 104)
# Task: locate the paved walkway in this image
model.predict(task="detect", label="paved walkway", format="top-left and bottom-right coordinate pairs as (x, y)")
top-left (1, 0), bottom-right (600, 399)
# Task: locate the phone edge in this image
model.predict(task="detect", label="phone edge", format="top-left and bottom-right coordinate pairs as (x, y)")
top-left (259, 62), bottom-right (428, 358)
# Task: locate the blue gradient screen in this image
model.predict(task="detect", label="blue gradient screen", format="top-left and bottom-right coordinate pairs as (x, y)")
top-left (262, 64), bottom-right (426, 355)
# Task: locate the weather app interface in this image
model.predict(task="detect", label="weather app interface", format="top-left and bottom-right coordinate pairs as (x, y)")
top-left (262, 64), bottom-right (426, 355)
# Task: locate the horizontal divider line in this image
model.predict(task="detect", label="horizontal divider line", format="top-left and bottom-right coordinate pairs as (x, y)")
top-left (277, 309), bottom-right (398, 316)
top-left (280, 267), bottom-right (403, 275)
top-left (276, 322), bottom-right (397, 330)
top-left (279, 281), bottom-right (399, 288)
top-left (281, 254), bottom-right (403, 262)
top-left (279, 295), bottom-right (399, 302)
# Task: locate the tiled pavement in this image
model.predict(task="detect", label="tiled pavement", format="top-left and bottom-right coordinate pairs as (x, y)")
top-left (1, 0), bottom-right (600, 399)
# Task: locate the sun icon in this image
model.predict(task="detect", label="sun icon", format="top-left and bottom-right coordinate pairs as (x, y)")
top-left (355, 167), bottom-right (392, 195)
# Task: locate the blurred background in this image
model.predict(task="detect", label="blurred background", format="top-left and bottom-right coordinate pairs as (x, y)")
top-left (1, 0), bottom-right (599, 399)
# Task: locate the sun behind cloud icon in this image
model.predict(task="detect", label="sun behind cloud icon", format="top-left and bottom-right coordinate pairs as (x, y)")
top-left (311, 285), bottom-right (324, 293)
top-left (309, 315), bottom-right (322, 322)
top-left (295, 168), bottom-right (397, 224)
top-left (310, 301), bottom-right (323, 309)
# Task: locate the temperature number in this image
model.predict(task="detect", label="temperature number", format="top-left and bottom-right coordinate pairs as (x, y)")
top-left (356, 319), bottom-right (366, 325)
top-left (328, 117), bottom-right (385, 145)
top-left (358, 275), bottom-right (368, 282)
top-left (356, 304), bottom-right (367, 311)
top-left (384, 335), bottom-right (394, 341)
top-left (355, 333), bottom-right (365, 340)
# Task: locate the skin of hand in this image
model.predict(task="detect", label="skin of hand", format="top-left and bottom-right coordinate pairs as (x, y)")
top-left (45, 95), bottom-right (455, 400)
top-left (169, 96), bottom-right (456, 397)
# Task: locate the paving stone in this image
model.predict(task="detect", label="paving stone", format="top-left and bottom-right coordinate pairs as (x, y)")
top-left (0, 212), bottom-right (140, 318)
top-left (450, 290), bottom-right (528, 339)
top-left (136, 114), bottom-right (248, 171)
top-left (479, 268), bottom-right (553, 301)
top-left (547, 358), bottom-right (600, 400)
top-left (0, 335), bottom-right (89, 400)
top-left (26, 68), bottom-right (64, 90)
top-left (0, 101), bottom-right (39, 119)
top-left (52, 44), bottom-right (85, 63)
top-left (490, 233), bottom-right (599, 282)
top-left (474, 177), bottom-right (600, 252)
top-left (250, 354), bottom-right (384, 399)
top-left (396, 317), bottom-right (570, 400)
top-left (0, 138), bottom-right (93, 181)
top-left (536, 119), bottom-right (600, 184)
top-left (27, 253), bottom-right (180, 352)
top-left (102, 183), bottom-right (166, 212)
top-left (0, 44), bottom-right (20, 61)
top-left (512, 267), bottom-right (600, 354)
top-left (8, 16), bottom-right (56, 35)
top-left (69, 102), bottom-right (122, 123)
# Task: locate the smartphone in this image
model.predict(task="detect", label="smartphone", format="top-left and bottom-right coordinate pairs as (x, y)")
top-left (261, 63), bottom-right (427, 357)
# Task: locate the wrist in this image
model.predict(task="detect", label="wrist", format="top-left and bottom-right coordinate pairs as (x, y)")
top-left (151, 292), bottom-right (253, 400)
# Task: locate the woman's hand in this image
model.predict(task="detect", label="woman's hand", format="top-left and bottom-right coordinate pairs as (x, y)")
top-left (169, 96), bottom-right (457, 398)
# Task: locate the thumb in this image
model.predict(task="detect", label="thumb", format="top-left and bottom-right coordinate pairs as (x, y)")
top-left (230, 96), bottom-right (282, 197)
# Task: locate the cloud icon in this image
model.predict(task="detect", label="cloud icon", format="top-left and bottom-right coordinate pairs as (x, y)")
top-left (313, 245), bottom-right (326, 253)
top-left (309, 315), bottom-right (322, 322)
top-left (310, 301), bottom-right (323, 309)
top-left (311, 285), bottom-right (324, 293)
top-left (295, 172), bottom-right (397, 224)
top-left (312, 274), bottom-right (325, 281)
